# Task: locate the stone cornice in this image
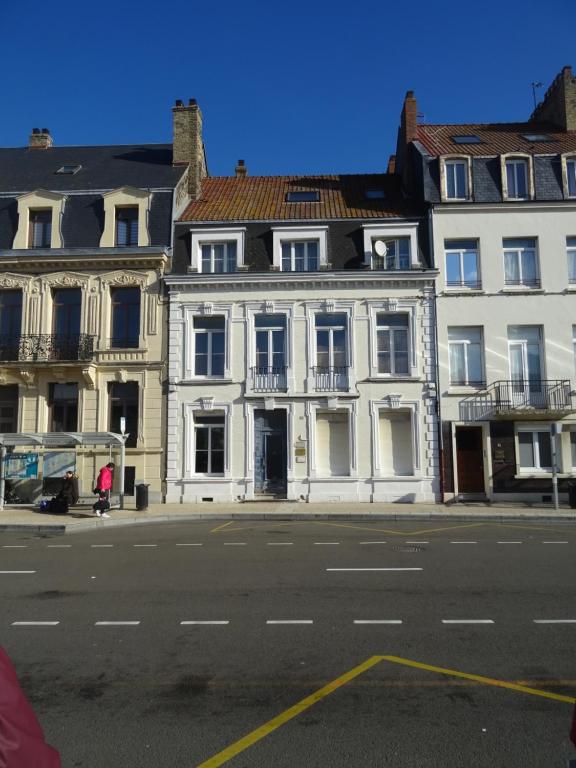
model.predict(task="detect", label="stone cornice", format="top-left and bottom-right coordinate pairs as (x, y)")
top-left (0, 247), bottom-right (168, 272)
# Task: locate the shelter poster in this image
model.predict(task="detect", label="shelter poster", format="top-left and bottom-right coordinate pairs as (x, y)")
top-left (4, 453), bottom-right (39, 479)
top-left (43, 452), bottom-right (76, 478)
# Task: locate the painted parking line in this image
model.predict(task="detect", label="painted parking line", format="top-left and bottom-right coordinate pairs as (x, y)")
top-left (354, 619), bottom-right (402, 625)
top-left (12, 621), bottom-right (59, 626)
top-left (94, 621), bottom-right (140, 626)
top-left (442, 619), bottom-right (495, 625)
top-left (196, 655), bottom-right (382, 768)
top-left (180, 620), bottom-right (229, 625)
top-left (266, 620), bottom-right (313, 625)
top-left (0, 571), bottom-right (36, 574)
top-left (326, 568), bottom-right (424, 573)
top-left (380, 655), bottom-right (576, 705)
top-left (533, 619), bottom-right (576, 624)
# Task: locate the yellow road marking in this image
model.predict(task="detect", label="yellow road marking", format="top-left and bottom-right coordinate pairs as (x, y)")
top-left (380, 655), bottom-right (576, 705)
top-left (195, 655), bottom-right (382, 767)
top-left (210, 521), bottom-right (234, 534)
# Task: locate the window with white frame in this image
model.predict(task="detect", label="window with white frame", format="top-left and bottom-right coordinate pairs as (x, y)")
top-left (376, 314), bottom-right (409, 375)
top-left (518, 429), bottom-right (552, 471)
top-left (444, 159), bottom-right (469, 200)
top-left (445, 239), bottom-right (480, 288)
top-left (505, 158), bottom-right (529, 199)
top-left (372, 238), bottom-right (410, 270)
top-left (503, 238), bottom-right (539, 287)
top-left (566, 158), bottom-right (576, 198)
top-left (201, 242), bottom-right (237, 273)
top-left (281, 240), bottom-right (318, 271)
top-left (448, 327), bottom-right (484, 386)
top-left (194, 414), bottom-right (225, 474)
top-left (255, 314), bottom-right (286, 372)
top-left (379, 411), bottom-right (413, 475)
top-left (573, 326), bottom-right (576, 373)
top-left (193, 316), bottom-right (225, 377)
top-left (315, 411), bottom-right (350, 476)
top-left (315, 313), bottom-right (347, 371)
top-left (567, 238), bottom-right (576, 284)
top-left (571, 431), bottom-right (576, 468)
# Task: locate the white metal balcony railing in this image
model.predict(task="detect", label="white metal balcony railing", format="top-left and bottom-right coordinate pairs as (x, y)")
top-left (313, 366), bottom-right (349, 392)
top-left (250, 366), bottom-right (288, 392)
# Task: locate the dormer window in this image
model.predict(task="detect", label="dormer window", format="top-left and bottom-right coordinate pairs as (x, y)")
top-left (372, 238), bottom-right (410, 270)
top-left (190, 228), bottom-right (245, 273)
top-left (201, 242), bottom-right (237, 273)
top-left (565, 157), bottom-right (576, 198)
top-left (29, 209), bottom-right (52, 248)
top-left (504, 157), bottom-right (529, 200)
top-left (115, 207), bottom-right (139, 247)
top-left (443, 158), bottom-right (469, 200)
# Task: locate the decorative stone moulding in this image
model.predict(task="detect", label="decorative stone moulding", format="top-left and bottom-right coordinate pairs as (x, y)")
top-left (326, 397), bottom-right (339, 410)
top-left (199, 397), bottom-right (214, 411)
top-left (0, 275), bottom-right (29, 289)
top-left (385, 394), bottom-right (402, 408)
top-left (264, 397), bottom-right (275, 411)
top-left (200, 302), bottom-right (213, 315)
top-left (263, 300), bottom-right (274, 313)
top-left (323, 299), bottom-right (335, 313)
top-left (383, 299), bottom-right (398, 312)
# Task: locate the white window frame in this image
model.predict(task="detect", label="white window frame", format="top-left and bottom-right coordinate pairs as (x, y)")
top-left (444, 240), bottom-right (481, 289)
top-left (280, 240), bottom-right (319, 271)
top-left (567, 238), bottom-right (576, 284)
top-left (200, 241), bottom-right (238, 273)
top-left (441, 156), bottom-right (471, 201)
top-left (100, 187), bottom-right (151, 248)
top-left (183, 304), bottom-right (232, 380)
top-left (570, 430), bottom-right (576, 470)
top-left (448, 327), bottom-right (484, 387)
top-left (13, 190), bottom-right (65, 250)
top-left (272, 226), bottom-right (328, 270)
top-left (516, 426), bottom-right (553, 473)
top-left (367, 301), bottom-right (418, 379)
top-left (306, 400), bottom-right (358, 479)
top-left (561, 154), bottom-right (576, 198)
top-left (245, 303), bottom-right (295, 394)
top-left (193, 415), bottom-right (226, 475)
top-left (362, 222), bottom-right (419, 268)
top-left (370, 399), bottom-right (421, 477)
top-left (502, 238), bottom-right (539, 288)
top-left (304, 301), bottom-right (356, 391)
top-left (501, 155), bottom-right (533, 200)
top-left (184, 402), bottom-right (231, 478)
top-left (375, 315), bottom-right (410, 376)
top-left (190, 228), bottom-right (245, 273)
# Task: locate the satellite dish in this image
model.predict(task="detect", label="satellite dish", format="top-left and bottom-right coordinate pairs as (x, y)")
top-left (373, 240), bottom-right (387, 257)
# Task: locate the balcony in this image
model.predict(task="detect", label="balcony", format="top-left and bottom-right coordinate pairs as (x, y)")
top-left (250, 366), bottom-right (288, 392)
top-left (459, 380), bottom-right (574, 421)
top-left (0, 334), bottom-right (95, 363)
top-left (313, 366), bottom-right (349, 392)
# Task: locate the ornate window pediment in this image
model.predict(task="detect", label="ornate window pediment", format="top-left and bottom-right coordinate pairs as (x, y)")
top-left (13, 189), bottom-right (66, 250)
top-left (99, 187), bottom-right (151, 248)
top-left (100, 270), bottom-right (148, 288)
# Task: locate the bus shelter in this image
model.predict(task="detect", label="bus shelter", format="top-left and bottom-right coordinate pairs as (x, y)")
top-left (0, 432), bottom-right (128, 510)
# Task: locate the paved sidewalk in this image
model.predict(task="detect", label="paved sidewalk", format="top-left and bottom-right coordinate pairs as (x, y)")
top-left (0, 500), bottom-right (575, 532)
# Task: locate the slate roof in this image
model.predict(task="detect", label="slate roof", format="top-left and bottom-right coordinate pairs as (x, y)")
top-left (0, 144), bottom-right (184, 193)
top-left (416, 123), bottom-right (576, 157)
top-left (180, 174), bottom-right (423, 222)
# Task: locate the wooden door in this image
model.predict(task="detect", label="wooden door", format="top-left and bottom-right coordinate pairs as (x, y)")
top-left (455, 427), bottom-right (485, 494)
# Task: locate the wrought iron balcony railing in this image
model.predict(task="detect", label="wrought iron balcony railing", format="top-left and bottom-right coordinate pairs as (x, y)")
top-left (446, 280), bottom-right (483, 290)
top-left (250, 366), bottom-right (287, 392)
top-left (313, 365), bottom-right (349, 392)
top-left (459, 379), bottom-right (574, 421)
top-left (0, 334), bottom-right (95, 362)
top-left (504, 278), bottom-right (541, 288)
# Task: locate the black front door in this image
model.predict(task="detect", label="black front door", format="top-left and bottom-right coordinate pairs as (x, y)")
top-left (254, 410), bottom-right (287, 496)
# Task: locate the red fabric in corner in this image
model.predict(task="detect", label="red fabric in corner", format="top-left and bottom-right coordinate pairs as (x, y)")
top-left (0, 647), bottom-right (61, 768)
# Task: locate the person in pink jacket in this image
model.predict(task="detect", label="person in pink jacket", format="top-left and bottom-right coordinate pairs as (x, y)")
top-left (95, 462), bottom-right (115, 501)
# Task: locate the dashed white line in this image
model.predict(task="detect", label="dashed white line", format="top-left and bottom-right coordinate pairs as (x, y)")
top-left (267, 542), bottom-right (294, 546)
top-left (359, 541), bottom-right (387, 545)
top-left (405, 541), bottom-right (429, 544)
top-left (12, 621), bottom-right (59, 626)
top-left (326, 568), bottom-right (423, 572)
top-left (176, 543), bottom-right (203, 547)
top-left (542, 541), bottom-right (568, 544)
top-left (133, 544), bottom-right (157, 548)
top-left (223, 542), bottom-right (247, 546)
top-left (354, 619), bottom-right (403, 625)
top-left (442, 620), bottom-right (495, 625)
top-left (2, 545), bottom-right (28, 548)
top-left (47, 544), bottom-right (71, 548)
top-left (91, 544), bottom-right (114, 548)
top-left (266, 620), bottom-right (313, 625)
top-left (95, 621), bottom-right (140, 626)
top-left (180, 620), bottom-right (230, 625)
top-left (314, 542), bottom-right (340, 545)
top-left (497, 541), bottom-right (523, 544)
top-left (450, 541), bottom-right (478, 544)
top-left (533, 619), bottom-right (576, 624)
top-left (0, 571), bottom-right (36, 574)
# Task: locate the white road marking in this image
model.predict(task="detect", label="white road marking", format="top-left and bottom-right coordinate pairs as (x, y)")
top-left (2, 545), bottom-right (28, 548)
top-left (133, 544), bottom-right (157, 548)
top-left (91, 544), bottom-right (114, 548)
top-left (180, 620), bottom-right (230, 625)
top-left (354, 620), bottom-right (403, 625)
top-left (12, 621), bottom-right (59, 626)
top-left (405, 541), bottom-right (429, 544)
top-left (176, 543), bottom-right (203, 547)
top-left (266, 620), bottom-right (313, 625)
top-left (533, 619), bottom-right (576, 624)
top-left (47, 544), bottom-right (71, 548)
top-left (442, 620), bottom-right (495, 624)
top-left (0, 571), bottom-right (36, 574)
top-left (497, 541), bottom-right (523, 544)
top-left (450, 541), bottom-right (478, 544)
top-left (326, 568), bottom-right (423, 571)
top-left (542, 541), bottom-right (568, 544)
top-left (95, 621), bottom-right (140, 626)
top-left (267, 542), bottom-right (294, 546)
top-left (359, 541), bottom-right (387, 545)
top-left (314, 542), bottom-right (340, 545)
top-left (223, 542), bottom-right (247, 546)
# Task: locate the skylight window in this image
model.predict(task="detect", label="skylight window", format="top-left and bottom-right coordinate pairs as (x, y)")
top-left (451, 135), bottom-right (482, 144)
top-left (285, 191), bottom-right (320, 202)
top-left (56, 165), bottom-right (82, 175)
top-left (365, 190), bottom-right (385, 199)
top-left (521, 133), bottom-right (553, 142)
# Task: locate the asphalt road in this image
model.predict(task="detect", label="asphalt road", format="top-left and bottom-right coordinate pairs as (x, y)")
top-left (0, 519), bottom-right (575, 767)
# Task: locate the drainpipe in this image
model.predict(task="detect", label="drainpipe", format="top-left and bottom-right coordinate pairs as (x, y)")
top-left (0, 445), bottom-right (5, 510)
top-left (428, 206), bottom-right (445, 502)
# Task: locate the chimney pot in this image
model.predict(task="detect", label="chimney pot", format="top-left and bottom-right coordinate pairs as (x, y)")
top-left (32, 128), bottom-right (40, 134)
top-left (189, 98), bottom-right (197, 106)
top-left (235, 159), bottom-right (247, 177)
top-left (42, 128), bottom-right (49, 134)
top-left (175, 99), bottom-right (183, 107)
top-left (29, 127), bottom-right (53, 149)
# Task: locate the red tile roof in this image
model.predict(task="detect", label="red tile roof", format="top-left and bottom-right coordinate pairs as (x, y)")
top-left (416, 122), bottom-right (576, 156)
top-left (180, 174), bottom-right (422, 222)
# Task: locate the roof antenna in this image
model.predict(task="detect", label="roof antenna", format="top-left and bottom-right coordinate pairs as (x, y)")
top-left (531, 81), bottom-right (543, 110)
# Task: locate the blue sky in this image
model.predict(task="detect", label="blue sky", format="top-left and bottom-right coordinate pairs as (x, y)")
top-left (2, 0), bottom-right (575, 176)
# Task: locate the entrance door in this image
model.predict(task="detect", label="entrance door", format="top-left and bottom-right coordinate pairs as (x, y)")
top-left (455, 426), bottom-right (485, 494)
top-left (254, 410), bottom-right (287, 496)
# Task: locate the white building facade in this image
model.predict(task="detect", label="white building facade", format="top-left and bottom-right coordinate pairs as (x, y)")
top-left (165, 173), bottom-right (440, 504)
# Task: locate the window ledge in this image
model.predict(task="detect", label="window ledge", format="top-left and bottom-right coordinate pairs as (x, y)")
top-left (180, 378), bottom-right (234, 385)
top-left (514, 472), bottom-right (572, 479)
top-left (443, 288), bottom-right (484, 296)
top-left (365, 376), bottom-right (422, 383)
top-left (564, 285), bottom-right (576, 292)
top-left (500, 287), bottom-right (544, 295)
top-left (447, 385), bottom-right (486, 395)
top-left (373, 475), bottom-right (420, 482)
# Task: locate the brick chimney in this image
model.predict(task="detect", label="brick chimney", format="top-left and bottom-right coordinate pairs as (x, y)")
top-left (395, 91), bottom-right (418, 191)
top-left (387, 155), bottom-right (396, 174)
top-left (401, 91), bottom-right (418, 145)
top-left (29, 128), bottom-right (53, 149)
top-left (530, 66), bottom-right (576, 131)
top-left (172, 98), bottom-right (207, 200)
top-left (235, 159), bottom-right (247, 177)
